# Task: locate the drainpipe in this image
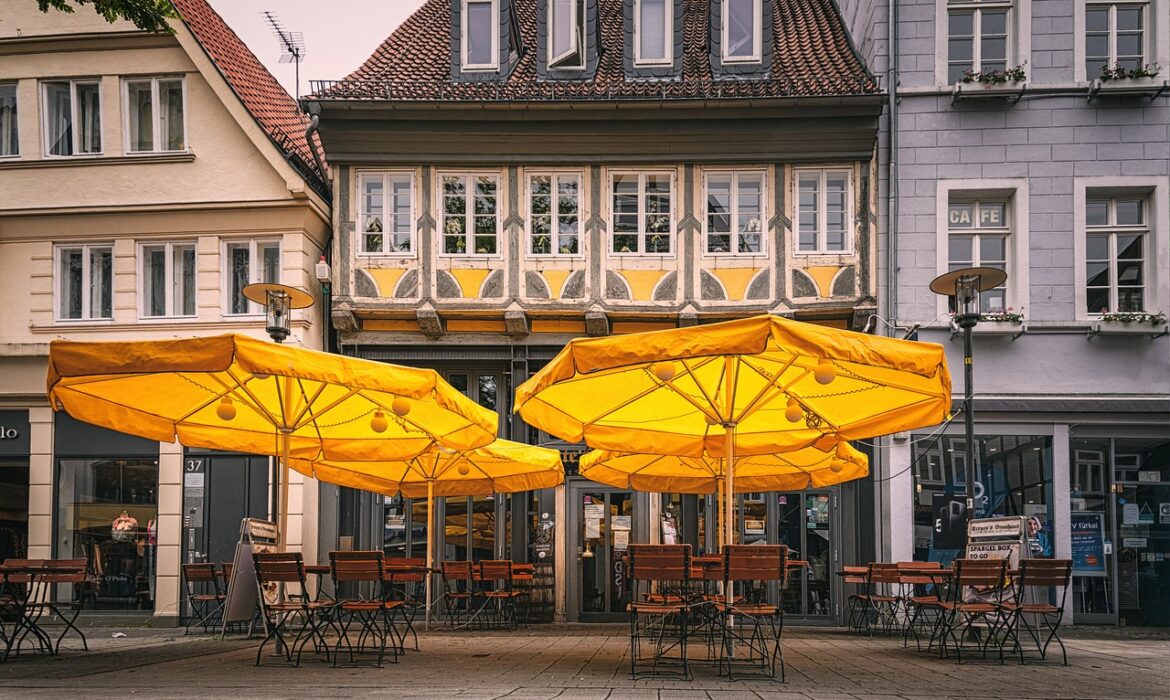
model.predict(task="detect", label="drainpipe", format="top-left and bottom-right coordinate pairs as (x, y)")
top-left (879, 0), bottom-right (900, 566)
top-left (305, 112), bottom-right (335, 353)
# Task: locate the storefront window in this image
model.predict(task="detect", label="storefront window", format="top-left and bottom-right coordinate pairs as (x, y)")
top-left (0, 460), bottom-right (29, 561)
top-left (56, 458), bottom-right (158, 611)
top-left (912, 433), bottom-right (1053, 564)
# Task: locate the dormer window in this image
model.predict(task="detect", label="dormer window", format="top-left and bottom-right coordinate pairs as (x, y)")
top-left (549, 0), bottom-right (586, 69)
top-left (723, 0), bottom-right (762, 63)
top-left (462, 0), bottom-right (499, 71)
top-left (635, 0), bottom-right (671, 65)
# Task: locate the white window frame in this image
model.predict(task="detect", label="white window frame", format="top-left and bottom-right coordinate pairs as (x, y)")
top-left (702, 169), bottom-right (767, 256)
top-left (0, 82), bottom-right (17, 158)
top-left (122, 76), bottom-right (187, 154)
top-left (526, 170), bottom-right (584, 258)
top-left (41, 79), bottom-right (102, 157)
top-left (933, 179), bottom-right (1031, 320)
top-left (461, 0), bottom-right (500, 71)
top-left (794, 168), bottom-right (854, 255)
top-left (438, 171), bottom-right (503, 257)
top-left (54, 243), bottom-right (113, 322)
top-left (609, 170), bottom-right (676, 256)
top-left (945, 198), bottom-right (1012, 313)
top-left (1074, 0), bottom-right (1169, 82)
top-left (634, 0), bottom-right (673, 66)
top-left (357, 171), bottom-right (415, 256)
top-left (548, 0), bottom-right (586, 69)
top-left (139, 241), bottom-right (197, 319)
top-left (222, 239), bottom-right (282, 316)
top-left (935, 0), bottom-right (1031, 86)
top-left (722, 0), bottom-right (763, 64)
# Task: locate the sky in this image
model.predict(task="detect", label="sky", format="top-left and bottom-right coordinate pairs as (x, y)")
top-left (206, 0), bottom-right (426, 98)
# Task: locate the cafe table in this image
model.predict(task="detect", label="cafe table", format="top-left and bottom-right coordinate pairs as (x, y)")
top-left (0, 561), bottom-right (55, 659)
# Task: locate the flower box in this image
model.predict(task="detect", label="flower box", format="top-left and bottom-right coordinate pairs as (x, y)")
top-left (1090, 319), bottom-right (1169, 337)
top-left (951, 80), bottom-right (1027, 105)
top-left (971, 320), bottom-right (1026, 336)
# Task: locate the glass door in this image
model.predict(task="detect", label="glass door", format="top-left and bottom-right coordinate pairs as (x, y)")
top-left (575, 487), bottom-right (633, 621)
top-left (1113, 437), bottom-right (1170, 626)
top-left (775, 491), bottom-right (834, 617)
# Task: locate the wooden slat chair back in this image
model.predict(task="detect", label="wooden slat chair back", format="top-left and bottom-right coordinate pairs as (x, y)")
top-left (1018, 559), bottom-right (1072, 588)
top-left (477, 559), bottom-right (513, 584)
top-left (253, 553), bottom-right (308, 585)
top-left (1002, 558), bottom-right (1074, 664)
top-left (724, 545), bottom-right (786, 584)
top-left (938, 558), bottom-right (1009, 663)
top-left (329, 550), bottom-right (384, 584)
top-left (953, 558), bottom-right (1008, 591)
top-left (629, 544), bottom-right (691, 584)
top-left (251, 552), bottom-right (333, 667)
top-left (626, 544), bottom-right (693, 681)
top-left (1, 558), bottom-right (45, 585)
top-left (717, 545), bottom-right (788, 681)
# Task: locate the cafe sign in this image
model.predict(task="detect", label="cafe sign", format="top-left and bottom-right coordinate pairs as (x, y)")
top-left (0, 410), bottom-right (30, 455)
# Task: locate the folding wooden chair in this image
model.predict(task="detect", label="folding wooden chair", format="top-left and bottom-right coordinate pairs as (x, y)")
top-left (897, 561), bottom-right (944, 650)
top-left (441, 560), bottom-right (473, 627)
top-left (384, 557), bottom-right (425, 650)
top-left (858, 563), bottom-right (902, 634)
top-left (329, 550), bottom-right (402, 667)
top-left (627, 544), bottom-right (692, 680)
top-left (937, 558), bottom-right (1009, 663)
top-left (252, 552), bottom-right (334, 666)
top-left (182, 563), bottom-right (226, 635)
top-left (477, 560), bottom-right (522, 630)
top-left (41, 559), bottom-right (90, 652)
top-left (999, 559), bottom-right (1073, 664)
top-left (717, 544), bottom-right (788, 682)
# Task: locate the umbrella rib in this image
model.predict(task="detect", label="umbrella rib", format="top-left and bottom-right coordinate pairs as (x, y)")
top-left (733, 355), bottom-right (802, 424)
top-left (292, 384), bottom-right (358, 432)
top-left (226, 370), bottom-right (284, 430)
top-left (675, 358), bottom-right (725, 424)
top-left (289, 380), bottom-right (330, 431)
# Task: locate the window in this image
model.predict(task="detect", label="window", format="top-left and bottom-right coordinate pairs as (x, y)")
top-left (704, 171), bottom-right (765, 254)
top-left (462, 0), bottom-right (498, 70)
top-left (57, 244), bottom-right (112, 321)
top-left (0, 84), bottom-right (16, 157)
top-left (796, 170), bottom-right (851, 253)
top-left (723, 0), bottom-right (762, 63)
top-left (528, 172), bottom-right (581, 255)
top-left (442, 174), bottom-right (499, 255)
top-left (611, 172), bottom-right (673, 254)
top-left (947, 199), bottom-right (1010, 312)
top-left (1085, 3), bottom-right (1147, 78)
top-left (1085, 196), bottom-right (1147, 314)
top-left (359, 173), bottom-right (414, 254)
top-left (635, 0), bottom-right (671, 65)
top-left (124, 77), bottom-right (185, 153)
top-left (43, 80), bottom-right (101, 156)
top-left (549, 0), bottom-right (586, 69)
top-left (947, 1), bottom-right (1011, 84)
top-left (225, 240), bottom-right (280, 315)
top-left (141, 242), bottom-right (195, 318)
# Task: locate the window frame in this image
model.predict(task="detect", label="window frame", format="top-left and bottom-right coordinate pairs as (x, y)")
top-left (946, 198), bottom-right (1012, 313)
top-left (222, 238), bottom-right (282, 316)
top-left (138, 240), bottom-right (197, 320)
top-left (548, 0), bottom-right (586, 69)
top-left (793, 168), bottom-right (853, 255)
top-left (935, 0), bottom-right (1031, 87)
top-left (634, 0), bottom-right (673, 66)
top-left (461, 0), bottom-right (500, 72)
top-left (1083, 2), bottom-right (1149, 78)
top-left (945, 0), bottom-right (1014, 84)
top-left (526, 170), bottom-right (584, 258)
top-left (1082, 195), bottom-right (1150, 315)
top-left (54, 243), bottom-right (114, 322)
top-left (702, 169), bottom-right (768, 256)
top-left (722, 0), bottom-right (763, 64)
top-left (1074, 0), bottom-right (1167, 82)
top-left (608, 170), bottom-right (676, 257)
top-left (438, 171), bottom-right (503, 258)
top-left (0, 82), bottom-right (18, 158)
top-left (122, 75), bottom-right (187, 154)
top-left (41, 79), bottom-right (103, 158)
top-left (357, 171), bottom-right (416, 256)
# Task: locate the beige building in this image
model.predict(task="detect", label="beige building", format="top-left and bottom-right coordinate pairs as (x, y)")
top-left (0, 0), bottom-right (330, 623)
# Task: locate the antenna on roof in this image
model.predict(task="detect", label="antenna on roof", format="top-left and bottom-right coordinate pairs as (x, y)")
top-left (261, 11), bottom-right (306, 99)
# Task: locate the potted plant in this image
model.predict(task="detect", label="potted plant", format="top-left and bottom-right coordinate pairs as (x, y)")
top-left (1099, 63), bottom-right (1161, 81)
top-left (962, 62), bottom-right (1027, 87)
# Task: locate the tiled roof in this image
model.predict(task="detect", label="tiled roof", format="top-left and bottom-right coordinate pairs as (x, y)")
top-left (171, 0), bottom-right (328, 194)
top-left (312, 0), bottom-right (879, 102)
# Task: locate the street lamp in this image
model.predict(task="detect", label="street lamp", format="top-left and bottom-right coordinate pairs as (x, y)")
top-left (242, 282), bottom-right (314, 343)
top-left (929, 267), bottom-right (1007, 527)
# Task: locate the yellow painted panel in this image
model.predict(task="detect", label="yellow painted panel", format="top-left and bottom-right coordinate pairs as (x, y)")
top-left (447, 268), bottom-right (492, 298)
top-left (612, 321), bottom-right (676, 334)
top-left (618, 270), bottom-right (666, 301)
top-left (711, 268), bottom-right (763, 301)
top-left (805, 266), bottom-right (843, 298)
top-left (531, 319), bottom-right (587, 334)
top-left (447, 319), bottom-right (507, 333)
top-left (365, 268), bottom-right (406, 297)
top-left (363, 320), bottom-right (421, 332)
top-left (541, 270), bottom-right (571, 298)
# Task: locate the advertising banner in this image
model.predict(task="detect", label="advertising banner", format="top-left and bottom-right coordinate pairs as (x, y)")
top-left (1070, 511), bottom-right (1106, 576)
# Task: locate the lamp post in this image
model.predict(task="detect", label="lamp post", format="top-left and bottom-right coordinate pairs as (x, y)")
top-left (242, 282), bottom-right (314, 343)
top-left (929, 267), bottom-right (1007, 527)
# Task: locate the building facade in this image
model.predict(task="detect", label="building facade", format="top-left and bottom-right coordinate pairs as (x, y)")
top-left (0, 0), bottom-right (330, 623)
top-left (838, 0), bottom-right (1170, 625)
top-left (308, 0), bottom-right (884, 623)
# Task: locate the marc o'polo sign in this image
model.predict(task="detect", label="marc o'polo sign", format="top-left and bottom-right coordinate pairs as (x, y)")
top-left (0, 410), bottom-right (31, 455)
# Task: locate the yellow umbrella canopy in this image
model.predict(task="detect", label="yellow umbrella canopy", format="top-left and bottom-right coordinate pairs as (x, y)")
top-left (284, 439), bottom-right (564, 499)
top-left (47, 334), bottom-right (497, 461)
top-left (515, 314), bottom-right (951, 457)
top-left (580, 440), bottom-right (869, 494)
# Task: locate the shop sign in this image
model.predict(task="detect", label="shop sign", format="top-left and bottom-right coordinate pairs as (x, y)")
top-left (1070, 511), bottom-right (1106, 575)
top-left (0, 410), bottom-right (30, 455)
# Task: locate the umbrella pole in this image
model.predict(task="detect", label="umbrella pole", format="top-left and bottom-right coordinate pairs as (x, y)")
top-left (425, 478), bottom-right (434, 631)
top-left (724, 423), bottom-right (735, 608)
top-left (279, 431), bottom-right (291, 552)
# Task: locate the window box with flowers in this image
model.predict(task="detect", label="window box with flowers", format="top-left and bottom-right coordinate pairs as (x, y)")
top-left (1089, 311), bottom-right (1169, 338)
top-left (951, 63), bottom-right (1028, 104)
top-left (953, 307), bottom-right (1027, 337)
top-left (1088, 64), bottom-right (1167, 100)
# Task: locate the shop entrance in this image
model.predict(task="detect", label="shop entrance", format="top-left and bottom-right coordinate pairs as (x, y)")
top-left (181, 452), bottom-right (269, 566)
top-left (570, 483), bottom-right (637, 621)
top-left (776, 492), bottom-right (835, 617)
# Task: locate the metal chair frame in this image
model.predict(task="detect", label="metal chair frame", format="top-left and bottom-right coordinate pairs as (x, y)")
top-left (717, 544), bottom-right (788, 682)
top-left (627, 544), bottom-right (692, 681)
top-left (329, 550), bottom-right (402, 668)
top-left (937, 558), bottom-right (1010, 663)
top-left (252, 552), bottom-right (335, 667)
top-left (1000, 559), bottom-right (1073, 665)
top-left (182, 562), bottom-right (226, 635)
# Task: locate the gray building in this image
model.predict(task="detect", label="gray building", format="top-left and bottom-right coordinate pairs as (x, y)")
top-left (838, 0), bottom-right (1170, 625)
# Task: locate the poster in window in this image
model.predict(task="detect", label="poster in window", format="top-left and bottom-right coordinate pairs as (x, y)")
top-left (1070, 511), bottom-right (1106, 575)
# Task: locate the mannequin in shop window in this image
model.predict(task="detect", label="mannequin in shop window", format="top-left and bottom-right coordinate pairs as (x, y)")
top-left (111, 510), bottom-right (138, 542)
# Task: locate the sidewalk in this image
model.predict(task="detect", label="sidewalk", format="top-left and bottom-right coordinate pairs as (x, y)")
top-left (1, 625), bottom-right (1166, 699)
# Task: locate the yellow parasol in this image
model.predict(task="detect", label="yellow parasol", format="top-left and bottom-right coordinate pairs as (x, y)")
top-left (286, 439), bottom-right (563, 626)
top-left (515, 314), bottom-right (950, 581)
top-left (46, 334), bottom-right (498, 546)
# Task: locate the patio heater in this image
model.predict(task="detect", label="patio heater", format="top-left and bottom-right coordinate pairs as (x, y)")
top-left (928, 267), bottom-right (1007, 526)
top-left (242, 282), bottom-right (314, 343)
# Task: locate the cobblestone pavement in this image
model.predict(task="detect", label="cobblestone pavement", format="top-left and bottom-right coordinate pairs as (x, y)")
top-left (0, 625), bottom-right (1165, 699)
